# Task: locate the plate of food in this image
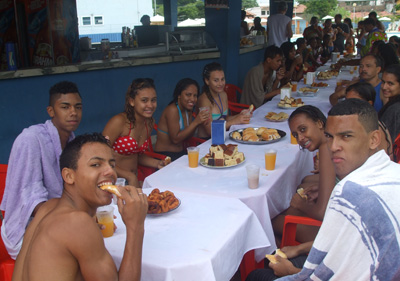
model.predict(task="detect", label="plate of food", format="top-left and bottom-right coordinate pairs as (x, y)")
top-left (310, 82), bottom-right (328, 88)
top-left (147, 188), bottom-right (181, 215)
top-left (277, 97), bottom-right (305, 109)
top-left (265, 111), bottom-right (289, 122)
top-left (229, 127), bottom-right (286, 145)
top-left (297, 87), bottom-right (319, 97)
top-left (317, 70), bottom-right (339, 80)
top-left (200, 144), bottom-right (246, 168)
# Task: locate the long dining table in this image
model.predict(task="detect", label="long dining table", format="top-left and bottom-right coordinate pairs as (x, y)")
top-left (104, 60), bottom-right (356, 281)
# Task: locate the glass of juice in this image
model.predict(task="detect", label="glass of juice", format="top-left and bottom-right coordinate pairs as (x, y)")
top-left (96, 206), bottom-right (114, 238)
top-left (187, 146), bottom-right (200, 168)
top-left (265, 149), bottom-right (277, 170)
top-left (291, 81), bottom-right (298, 92)
top-left (290, 134), bottom-right (298, 144)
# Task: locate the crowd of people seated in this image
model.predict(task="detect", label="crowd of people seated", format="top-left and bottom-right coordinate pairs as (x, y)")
top-left (2, 7), bottom-right (400, 281)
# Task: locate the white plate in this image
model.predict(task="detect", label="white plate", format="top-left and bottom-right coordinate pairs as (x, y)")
top-left (229, 128), bottom-right (286, 145)
top-left (199, 156), bottom-right (246, 168)
top-left (278, 104), bottom-right (304, 109)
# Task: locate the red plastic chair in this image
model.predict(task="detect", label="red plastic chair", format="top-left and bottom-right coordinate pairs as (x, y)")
top-left (0, 164), bottom-right (15, 281)
top-left (280, 215), bottom-right (322, 248)
top-left (224, 84), bottom-right (251, 115)
top-left (137, 124), bottom-right (205, 181)
top-left (393, 133), bottom-right (400, 163)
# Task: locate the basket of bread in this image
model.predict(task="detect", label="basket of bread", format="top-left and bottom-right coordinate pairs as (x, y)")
top-left (278, 97), bottom-right (304, 108)
top-left (230, 127), bottom-right (286, 145)
top-left (200, 144), bottom-right (245, 168)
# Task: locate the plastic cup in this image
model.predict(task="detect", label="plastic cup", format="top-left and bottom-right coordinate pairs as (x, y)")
top-left (336, 78), bottom-right (342, 87)
top-left (291, 82), bottom-right (297, 92)
top-left (265, 149), bottom-right (277, 170)
top-left (246, 164), bottom-right (260, 189)
top-left (187, 147), bottom-right (200, 168)
top-left (199, 106), bottom-right (209, 113)
top-left (290, 134), bottom-right (298, 144)
top-left (303, 75), bottom-right (307, 85)
top-left (112, 178), bottom-right (126, 204)
top-left (96, 206), bottom-right (114, 238)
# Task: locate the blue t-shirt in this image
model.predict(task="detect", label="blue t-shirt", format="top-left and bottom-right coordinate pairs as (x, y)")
top-left (360, 79), bottom-right (383, 111)
top-left (374, 82), bottom-right (383, 111)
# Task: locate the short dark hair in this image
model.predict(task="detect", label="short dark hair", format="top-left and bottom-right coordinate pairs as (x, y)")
top-left (296, 38), bottom-right (306, 47)
top-left (170, 78), bottom-right (199, 105)
top-left (328, 99), bottom-right (378, 133)
top-left (60, 133), bottom-right (110, 171)
top-left (289, 105), bottom-right (327, 128)
top-left (377, 43), bottom-right (400, 69)
top-left (264, 45), bottom-right (283, 61)
top-left (364, 18), bottom-right (375, 26)
top-left (335, 14), bottom-right (342, 19)
top-left (369, 11), bottom-right (377, 18)
top-left (277, 1), bottom-right (287, 12)
top-left (345, 82), bottom-right (376, 105)
top-left (49, 81), bottom-right (81, 106)
top-left (362, 53), bottom-right (384, 69)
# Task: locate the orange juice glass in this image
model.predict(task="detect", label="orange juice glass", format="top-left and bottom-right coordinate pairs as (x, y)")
top-left (303, 75), bottom-right (307, 84)
top-left (291, 82), bottom-right (298, 91)
top-left (265, 149), bottom-right (277, 170)
top-left (96, 206), bottom-right (114, 238)
top-left (290, 134), bottom-right (298, 144)
top-left (187, 147), bottom-right (200, 168)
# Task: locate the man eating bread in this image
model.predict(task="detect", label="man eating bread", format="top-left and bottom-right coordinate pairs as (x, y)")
top-left (12, 133), bottom-right (147, 281)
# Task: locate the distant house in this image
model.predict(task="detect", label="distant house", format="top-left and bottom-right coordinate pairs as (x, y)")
top-left (76, 0), bottom-right (153, 42)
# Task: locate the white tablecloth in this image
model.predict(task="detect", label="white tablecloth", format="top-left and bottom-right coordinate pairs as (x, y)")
top-left (104, 191), bottom-right (269, 281)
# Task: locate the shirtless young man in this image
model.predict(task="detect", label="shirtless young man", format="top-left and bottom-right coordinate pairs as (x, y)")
top-left (12, 133), bottom-right (148, 281)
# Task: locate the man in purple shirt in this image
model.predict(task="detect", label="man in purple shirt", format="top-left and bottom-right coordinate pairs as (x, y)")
top-left (1, 81), bottom-right (82, 258)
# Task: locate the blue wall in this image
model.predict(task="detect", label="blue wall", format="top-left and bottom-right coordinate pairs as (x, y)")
top-left (0, 59), bottom-right (223, 164)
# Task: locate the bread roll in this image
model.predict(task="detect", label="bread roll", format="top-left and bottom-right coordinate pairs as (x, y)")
top-left (99, 184), bottom-right (122, 197)
top-left (232, 131), bottom-right (242, 140)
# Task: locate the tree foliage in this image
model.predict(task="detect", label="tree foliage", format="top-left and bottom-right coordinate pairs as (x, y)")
top-left (299, 0), bottom-right (337, 21)
top-left (154, 0), bottom-right (205, 20)
top-left (242, 0), bottom-right (259, 9)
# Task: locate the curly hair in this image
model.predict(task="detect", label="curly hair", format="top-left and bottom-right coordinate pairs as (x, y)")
top-left (289, 105), bottom-right (327, 127)
top-left (201, 62), bottom-right (224, 105)
top-left (124, 78), bottom-right (156, 127)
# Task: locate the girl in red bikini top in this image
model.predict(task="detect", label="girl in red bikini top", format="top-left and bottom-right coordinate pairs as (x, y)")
top-left (112, 121), bottom-right (150, 155)
top-left (103, 78), bottom-right (166, 186)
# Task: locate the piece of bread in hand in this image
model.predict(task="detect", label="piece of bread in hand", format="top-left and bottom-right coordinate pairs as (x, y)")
top-left (164, 156), bottom-right (172, 165)
top-left (265, 248), bottom-right (288, 264)
top-left (248, 104), bottom-right (254, 113)
top-left (99, 184), bottom-right (122, 197)
top-left (297, 188), bottom-right (308, 199)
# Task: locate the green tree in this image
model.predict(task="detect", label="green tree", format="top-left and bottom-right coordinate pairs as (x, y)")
top-left (299, 0), bottom-right (337, 21)
top-left (242, 0), bottom-right (259, 9)
top-left (329, 6), bottom-right (350, 19)
top-left (177, 0), bottom-right (205, 20)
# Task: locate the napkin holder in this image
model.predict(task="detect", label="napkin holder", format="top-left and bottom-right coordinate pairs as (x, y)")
top-left (306, 72), bottom-right (315, 85)
top-left (211, 120), bottom-right (226, 145)
top-left (280, 87), bottom-right (291, 99)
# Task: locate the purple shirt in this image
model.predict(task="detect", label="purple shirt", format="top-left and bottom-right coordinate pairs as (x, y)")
top-left (1, 120), bottom-right (74, 247)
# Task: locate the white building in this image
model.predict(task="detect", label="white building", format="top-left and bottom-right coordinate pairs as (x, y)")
top-left (76, 0), bottom-right (153, 36)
